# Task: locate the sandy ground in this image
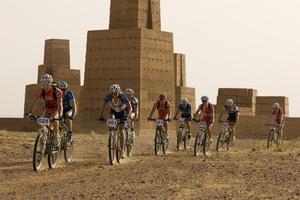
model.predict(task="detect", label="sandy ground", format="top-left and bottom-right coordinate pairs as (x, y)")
top-left (0, 130), bottom-right (299, 200)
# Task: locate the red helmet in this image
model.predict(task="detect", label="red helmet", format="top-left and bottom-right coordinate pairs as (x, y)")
top-left (159, 93), bottom-right (167, 102)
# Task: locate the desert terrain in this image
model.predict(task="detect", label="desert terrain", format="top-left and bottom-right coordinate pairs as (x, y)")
top-left (0, 130), bottom-right (299, 200)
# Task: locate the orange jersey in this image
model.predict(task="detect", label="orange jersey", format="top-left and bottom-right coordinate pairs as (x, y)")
top-left (157, 101), bottom-right (170, 119)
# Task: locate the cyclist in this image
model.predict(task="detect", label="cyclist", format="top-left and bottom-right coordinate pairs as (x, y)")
top-left (218, 99), bottom-right (239, 143)
top-left (194, 96), bottom-right (215, 143)
top-left (57, 81), bottom-right (77, 141)
top-left (267, 102), bottom-right (285, 144)
top-left (174, 98), bottom-right (192, 139)
top-left (148, 93), bottom-right (171, 139)
top-left (124, 88), bottom-right (139, 138)
top-left (26, 74), bottom-right (63, 148)
top-left (99, 84), bottom-right (132, 158)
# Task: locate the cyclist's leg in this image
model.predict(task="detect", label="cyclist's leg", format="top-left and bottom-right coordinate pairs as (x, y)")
top-left (207, 122), bottom-right (213, 142)
top-left (49, 111), bottom-right (60, 146)
top-left (164, 121), bottom-right (169, 140)
top-left (186, 119), bottom-right (192, 138)
top-left (64, 110), bottom-right (73, 140)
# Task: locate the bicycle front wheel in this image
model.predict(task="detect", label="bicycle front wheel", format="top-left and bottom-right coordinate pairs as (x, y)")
top-left (47, 132), bottom-right (59, 169)
top-left (162, 130), bottom-right (168, 154)
top-left (203, 133), bottom-right (211, 157)
top-left (194, 132), bottom-right (204, 156)
top-left (33, 130), bottom-right (47, 171)
top-left (154, 129), bottom-right (161, 155)
top-left (108, 132), bottom-right (117, 165)
top-left (216, 131), bottom-right (226, 151)
top-left (267, 130), bottom-right (275, 149)
top-left (176, 128), bottom-right (183, 150)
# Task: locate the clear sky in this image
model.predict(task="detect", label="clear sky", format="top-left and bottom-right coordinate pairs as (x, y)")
top-left (0, 0), bottom-right (299, 117)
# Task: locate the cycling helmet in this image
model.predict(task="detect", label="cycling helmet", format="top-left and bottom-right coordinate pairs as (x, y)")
top-left (225, 99), bottom-right (234, 107)
top-left (57, 81), bottom-right (68, 90)
top-left (273, 103), bottom-right (280, 109)
top-left (159, 93), bottom-right (167, 102)
top-left (181, 98), bottom-right (188, 106)
top-left (110, 84), bottom-right (121, 93)
top-left (125, 88), bottom-right (134, 97)
top-left (40, 74), bottom-right (53, 84)
top-left (201, 96), bottom-right (209, 102)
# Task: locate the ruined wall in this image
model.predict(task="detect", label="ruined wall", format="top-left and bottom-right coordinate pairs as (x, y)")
top-left (256, 96), bottom-right (289, 117)
top-left (216, 88), bottom-right (257, 116)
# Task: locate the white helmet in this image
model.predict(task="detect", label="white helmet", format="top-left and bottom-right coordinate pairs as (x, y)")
top-left (273, 103), bottom-right (280, 109)
top-left (225, 99), bottom-right (234, 107)
top-left (110, 84), bottom-right (121, 93)
top-left (125, 88), bottom-right (134, 96)
top-left (40, 74), bottom-right (53, 84)
top-left (201, 96), bottom-right (209, 102)
top-left (181, 98), bottom-right (188, 106)
top-left (57, 81), bottom-right (68, 90)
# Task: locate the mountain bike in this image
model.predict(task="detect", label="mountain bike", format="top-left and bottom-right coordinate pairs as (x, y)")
top-left (265, 123), bottom-right (282, 149)
top-left (193, 119), bottom-right (211, 157)
top-left (102, 118), bottom-right (124, 165)
top-left (124, 120), bottom-right (134, 157)
top-left (216, 121), bottom-right (234, 151)
top-left (25, 114), bottom-right (61, 171)
top-left (175, 118), bottom-right (190, 150)
top-left (150, 119), bottom-right (169, 155)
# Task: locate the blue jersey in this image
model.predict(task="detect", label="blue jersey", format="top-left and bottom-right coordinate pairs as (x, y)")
top-left (104, 93), bottom-right (129, 113)
top-left (177, 103), bottom-right (192, 118)
top-left (63, 90), bottom-right (75, 113)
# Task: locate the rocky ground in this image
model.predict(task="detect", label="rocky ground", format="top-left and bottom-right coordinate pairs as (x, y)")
top-left (0, 130), bottom-right (299, 200)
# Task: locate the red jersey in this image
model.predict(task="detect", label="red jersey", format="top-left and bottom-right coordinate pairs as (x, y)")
top-left (36, 87), bottom-right (62, 114)
top-left (272, 108), bottom-right (284, 125)
top-left (199, 103), bottom-right (214, 123)
top-left (157, 101), bottom-right (170, 119)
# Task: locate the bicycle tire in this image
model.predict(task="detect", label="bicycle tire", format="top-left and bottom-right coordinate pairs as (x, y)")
top-left (203, 133), bottom-right (211, 157)
top-left (267, 130), bottom-right (275, 149)
top-left (63, 133), bottom-right (74, 163)
top-left (116, 133), bottom-right (122, 163)
top-left (216, 131), bottom-right (226, 151)
top-left (162, 130), bottom-right (168, 154)
top-left (32, 130), bottom-right (46, 171)
top-left (125, 129), bottom-right (133, 157)
top-left (47, 132), bottom-right (59, 169)
top-left (194, 132), bottom-right (203, 156)
top-left (154, 129), bottom-right (161, 155)
top-left (108, 132), bottom-right (116, 165)
top-left (176, 128), bottom-right (183, 150)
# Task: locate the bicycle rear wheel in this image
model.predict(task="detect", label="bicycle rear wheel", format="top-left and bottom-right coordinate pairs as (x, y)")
top-left (108, 132), bottom-right (116, 165)
top-left (216, 131), bottom-right (226, 151)
top-left (194, 132), bottom-right (204, 156)
top-left (154, 129), bottom-right (161, 155)
top-left (203, 133), bottom-right (211, 157)
top-left (33, 130), bottom-right (47, 171)
top-left (47, 132), bottom-right (59, 169)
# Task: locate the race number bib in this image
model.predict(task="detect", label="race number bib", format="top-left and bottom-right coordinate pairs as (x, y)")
top-left (198, 121), bottom-right (207, 129)
top-left (156, 119), bottom-right (164, 127)
top-left (107, 119), bottom-right (118, 128)
top-left (37, 117), bottom-right (50, 126)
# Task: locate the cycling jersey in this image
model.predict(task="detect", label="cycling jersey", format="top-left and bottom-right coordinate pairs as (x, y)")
top-left (177, 103), bottom-right (192, 121)
top-left (272, 108), bottom-right (284, 125)
top-left (157, 101), bottom-right (170, 119)
top-left (62, 90), bottom-right (75, 114)
top-left (199, 103), bottom-right (214, 123)
top-left (104, 93), bottom-right (129, 113)
top-left (36, 87), bottom-right (62, 114)
top-left (224, 105), bottom-right (239, 123)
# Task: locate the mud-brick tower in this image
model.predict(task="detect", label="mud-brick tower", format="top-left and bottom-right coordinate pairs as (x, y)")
top-left (24, 39), bottom-right (81, 115)
top-left (79, 0), bottom-right (195, 132)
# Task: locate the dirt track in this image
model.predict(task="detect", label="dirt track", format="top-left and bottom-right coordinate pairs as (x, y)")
top-left (0, 130), bottom-right (299, 200)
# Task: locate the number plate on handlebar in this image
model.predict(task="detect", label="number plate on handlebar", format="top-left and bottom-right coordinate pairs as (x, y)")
top-left (222, 123), bottom-right (229, 128)
top-left (156, 119), bottom-right (164, 127)
top-left (198, 121), bottom-right (207, 128)
top-left (107, 119), bottom-right (118, 128)
top-left (37, 117), bottom-right (50, 126)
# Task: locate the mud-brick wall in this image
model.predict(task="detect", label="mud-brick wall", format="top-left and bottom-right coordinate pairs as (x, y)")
top-left (0, 118), bottom-right (37, 132)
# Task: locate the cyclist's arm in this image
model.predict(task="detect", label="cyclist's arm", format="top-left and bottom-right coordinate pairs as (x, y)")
top-left (194, 106), bottom-right (201, 119)
top-left (174, 108), bottom-right (180, 119)
top-left (70, 98), bottom-right (77, 116)
top-left (212, 107), bottom-right (215, 123)
top-left (148, 102), bottom-right (157, 119)
top-left (100, 101), bottom-right (108, 117)
top-left (126, 102), bottom-right (133, 118)
top-left (167, 105), bottom-right (171, 119)
top-left (218, 110), bottom-right (225, 122)
top-left (28, 97), bottom-right (40, 113)
top-left (134, 104), bottom-right (139, 119)
top-left (57, 97), bottom-right (63, 116)
top-left (235, 112), bottom-right (240, 125)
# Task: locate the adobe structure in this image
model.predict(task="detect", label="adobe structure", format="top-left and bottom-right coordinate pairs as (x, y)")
top-left (78, 0), bottom-right (195, 131)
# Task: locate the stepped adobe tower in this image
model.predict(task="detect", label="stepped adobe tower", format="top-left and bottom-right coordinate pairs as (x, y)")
top-left (79, 0), bottom-right (196, 131)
